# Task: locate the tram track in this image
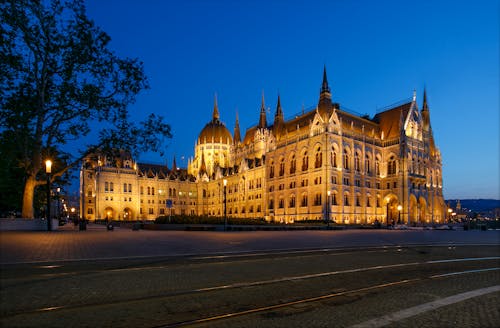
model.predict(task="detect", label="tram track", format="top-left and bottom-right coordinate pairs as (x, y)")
top-left (1, 255), bottom-right (498, 321)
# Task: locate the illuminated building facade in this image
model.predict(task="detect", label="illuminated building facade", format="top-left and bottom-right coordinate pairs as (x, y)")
top-left (81, 68), bottom-right (446, 224)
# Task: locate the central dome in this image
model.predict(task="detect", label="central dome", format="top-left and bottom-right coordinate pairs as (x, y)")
top-left (198, 95), bottom-right (233, 145)
top-left (198, 118), bottom-right (233, 145)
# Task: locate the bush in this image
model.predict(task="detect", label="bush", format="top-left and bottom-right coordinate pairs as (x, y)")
top-left (154, 215), bottom-right (267, 225)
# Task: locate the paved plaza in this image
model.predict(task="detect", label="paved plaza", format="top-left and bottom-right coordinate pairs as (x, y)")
top-left (1, 224), bottom-right (499, 264)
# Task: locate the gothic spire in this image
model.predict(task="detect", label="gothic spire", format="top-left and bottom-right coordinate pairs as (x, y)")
top-left (321, 65), bottom-right (330, 94)
top-left (258, 91), bottom-right (267, 129)
top-left (199, 152), bottom-right (207, 175)
top-left (172, 156), bottom-right (177, 170)
top-left (422, 88), bottom-right (429, 112)
top-left (234, 111), bottom-right (241, 144)
top-left (274, 94), bottom-right (284, 123)
top-left (212, 93), bottom-right (220, 121)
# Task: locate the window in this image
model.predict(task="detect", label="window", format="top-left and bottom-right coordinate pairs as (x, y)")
top-left (356, 196), bottom-right (361, 206)
top-left (278, 198), bottom-right (284, 208)
top-left (388, 156), bottom-right (397, 175)
top-left (331, 150), bottom-right (337, 167)
top-left (354, 152), bottom-right (360, 172)
top-left (147, 187), bottom-right (151, 195)
top-left (152, 187), bottom-right (155, 195)
top-left (331, 176), bottom-right (337, 184)
top-left (110, 182), bottom-right (114, 192)
top-left (314, 193), bottom-right (322, 206)
top-left (367, 198), bottom-right (371, 207)
top-left (355, 179), bottom-right (361, 187)
top-left (289, 195), bottom-right (296, 208)
top-left (269, 199), bottom-right (274, 209)
top-left (301, 194), bottom-right (308, 207)
top-left (270, 163), bottom-right (275, 178)
top-left (366, 181), bottom-right (371, 188)
top-left (105, 182), bottom-right (109, 192)
top-left (315, 147), bottom-right (322, 168)
top-left (365, 155), bottom-right (371, 174)
top-left (343, 178), bottom-right (349, 185)
top-left (279, 158), bottom-right (285, 176)
top-left (344, 194), bottom-right (349, 206)
top-left (302, 152), bottom-right (309, 171)
top-left (332, 193), bottom-right (337, 205)
top-left (290, 155), bottom-right (296, 174)
top-left (376, 159), bottom-right (380, 176)
top-left (376, 198), bottom-right (380, 207)
top-left (140, 186), bottom-right (144, 195)
top-left (343, 150), bottom-right (349, 170)
top-left (87, 208), bottom-right (93, 214)
top-left (393, 182), bottom-right (397, 188)
top-left (149, 208), bottom-right (153, 214)
top-left (128, 184), bottom-right (132, 192)
top-left (123, 183), bottom-right (127, 193)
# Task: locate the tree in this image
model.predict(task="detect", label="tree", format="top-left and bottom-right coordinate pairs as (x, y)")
top-left (0, 0), bottom-right (172, 218)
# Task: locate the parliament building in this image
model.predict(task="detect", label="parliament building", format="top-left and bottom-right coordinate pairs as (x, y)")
top-left (80, 68), bottom-right (446, 225)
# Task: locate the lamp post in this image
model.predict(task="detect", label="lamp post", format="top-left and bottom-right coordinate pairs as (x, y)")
top-left (385, 197), bottom-right (390, 227)
top-left (223, 179), bottom-right (227, 231)
top-left (327, 190), bottom-right (331, 228)
top-left (397, 204), bottom-right (402, 224)
top-left (447, 208), bottom-right (452, 223)
top-left (45, 160), bottom-right (52, 231)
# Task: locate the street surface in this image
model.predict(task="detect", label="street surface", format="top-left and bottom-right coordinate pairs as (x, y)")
top-left (1, 225), bottom-right (499, 327)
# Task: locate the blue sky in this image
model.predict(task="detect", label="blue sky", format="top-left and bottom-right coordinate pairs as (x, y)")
top-left (84, 0), bottom-right (499, 200)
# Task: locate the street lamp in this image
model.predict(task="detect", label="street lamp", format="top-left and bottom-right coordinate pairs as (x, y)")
top-left (447, 208), bottom-right (452, 223)
top-left (223, 179), bottom-right (227, 231)
top-left (327, 190), bottom-right (331, 228)
top-left (45, 160), bottom-right (52, 231)
top-left (385, 197), bottom-right (390, 227)
top-left (397, 205), bottom-right (402, 224)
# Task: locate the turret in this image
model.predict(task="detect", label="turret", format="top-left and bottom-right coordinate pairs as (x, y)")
top-left (258, 91), bottom-right (267, 129)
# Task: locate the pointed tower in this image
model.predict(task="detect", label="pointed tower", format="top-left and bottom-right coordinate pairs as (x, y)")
top-left (212, 93), bottom-right (220, 122)
top-left (199, 152), bottom-right (207, 175)
top-left (318, 66), bottom-right (333, 118)
top-left (274, 94), bottom-right (284, 124)
top-left (421, 88), bottom-right (431, 132)
top-left (258, 91), bottom-right (267, 129)
top-left (172, 156), bottom-right (177, 170)
top-left (233, 111), bottom-right (241, 144)
top-left (273, 94), bottom-right (285, 139)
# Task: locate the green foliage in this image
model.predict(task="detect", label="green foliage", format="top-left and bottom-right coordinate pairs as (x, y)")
top-left (0, 0), bottom-right (172, 216)
top-left (154, 215), bottom-right (268, 225)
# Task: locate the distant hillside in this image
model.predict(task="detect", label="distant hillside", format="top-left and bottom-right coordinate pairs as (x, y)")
top-left (446, 199), bottom-right (500, 212)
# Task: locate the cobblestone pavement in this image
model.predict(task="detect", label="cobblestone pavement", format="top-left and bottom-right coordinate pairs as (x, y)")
top-left (1, 224), bottom-right (498, 264)
top-left (1, 228), bottom-right (498, 327)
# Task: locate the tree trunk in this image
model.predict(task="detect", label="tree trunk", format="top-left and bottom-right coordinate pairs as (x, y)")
top-left (22, 175), bottom-right (37, 219)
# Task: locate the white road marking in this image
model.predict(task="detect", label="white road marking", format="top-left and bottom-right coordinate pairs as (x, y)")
top-left (350, 285), bottom-right (500, 328)
top-left (430, 267), bottom-right (500, 278)
top-left (427, 256), bottom-right (500, 264)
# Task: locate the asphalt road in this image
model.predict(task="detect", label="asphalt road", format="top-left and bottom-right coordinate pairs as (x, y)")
top-left (1, 228), bottom-right (499, 327)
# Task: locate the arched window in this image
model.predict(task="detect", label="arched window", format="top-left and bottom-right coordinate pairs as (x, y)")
top-left (315, 147), bottom-right (322, 168)
top-left (343, 149), bottom-right (349, 170)
top-left (354, 152), bottom-right (360, 172)
top-left (332, 193), bottom-right (337, 205)
top-left (331, 150), bottom-right (337, 167)
top-left (278, 198), bottom-right (284, 208)
top-left (301, 194), bottom-right (308, 207)
top-left (147, 187), bottom-right (151, 195)
top-left (289, 195), bottom-right (296, 208)
top-left (269, 199), bottom-right (274, 209)
top-left (269, 161), bottom-right (275, 178)
top-left (365, 155), bottom-right (371, 174)
top-left (388, 156), bottom-right (397, 175)
top-left (302, 152), bottom-right (309, 171)
top-left (375, 157), bottom-right (380, 176)
top-left (344, 194), bottom-right (349, 206)
top-left (290, 155), bottom-right (296, 174)
top-left (279, 158), bottom-right (285, 176)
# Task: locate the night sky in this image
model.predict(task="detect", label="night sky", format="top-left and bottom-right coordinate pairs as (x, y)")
top-left (84, 0), bottom-right (499, 200)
